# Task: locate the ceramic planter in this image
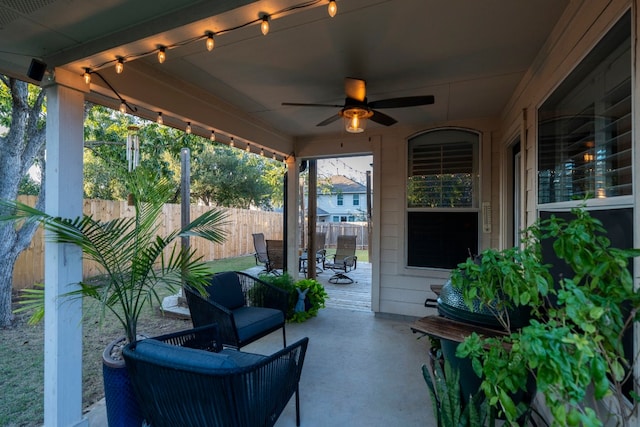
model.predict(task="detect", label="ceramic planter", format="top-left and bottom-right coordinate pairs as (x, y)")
top-left (102, 337), bottom-right (143, 427)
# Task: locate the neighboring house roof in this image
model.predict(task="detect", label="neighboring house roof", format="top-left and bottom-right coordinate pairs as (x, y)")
top-left (317, 207), bottom-right (329, 216)
top-left (326, 175), bottom-right (366, 194)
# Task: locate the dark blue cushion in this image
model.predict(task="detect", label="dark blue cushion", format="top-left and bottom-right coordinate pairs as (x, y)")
top-left (133, 338), bottom-right (237, 371)
top-left (233, 306), bottom-right (285, 343)
top-left (220, 348), bottom-right (268, 367)
top-left (208, 272), bottom-right (245, 310)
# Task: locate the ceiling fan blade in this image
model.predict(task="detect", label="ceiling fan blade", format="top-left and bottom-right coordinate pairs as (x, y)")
top-left (345, 77), bottom-right (366, 102)
top-left (370, 110), bottom-right (397, 126)
top-left (369, 95), bottom-right (435, 109)
top-left (317, 114), bottom-right (342, 126)
top-left (282, 102), bottom-right (343, 108)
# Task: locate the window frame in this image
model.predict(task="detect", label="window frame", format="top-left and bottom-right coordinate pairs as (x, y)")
top-left (406, 128), bottom-right (481, 270)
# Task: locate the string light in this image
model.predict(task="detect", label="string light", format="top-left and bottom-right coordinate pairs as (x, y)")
top-left (84, 1), bottom-right (335, 76)
top-left (156, 112), bottom-right (163, 125)
top-left (119, 101), bottom-right (126, 113)
top-left (157, 47), bottom-right (166, 64)
top-left (272, 152), bottom-right (277, 160)
top-left (83, 69), bottom-right (91, 84)
top-left (246, 143), bottom-right (251, 152)
top-left (328, 0), bottom-right (337, 17)
top-left (230, 137), bottom-right (235, 147)
top-left (206, 33), bottom-right (215, 51)
top-left (210, 130), bottom-right (215, 141)
top-left (260, 147), bottom-right (265, 156)
top-left (261, 15), bottom-right (270, 35)
top-left (115, 58), bottom-right (124, 74)
top-left (185, 122), bottom-right (192, 134)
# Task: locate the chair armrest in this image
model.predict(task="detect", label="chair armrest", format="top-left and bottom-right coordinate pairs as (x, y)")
top-left (150, 324), bottom-right (223, 353)
top-left (184, 287), bottom-right (240, 346)
top-left (236, 271), bottom-right (289, 314)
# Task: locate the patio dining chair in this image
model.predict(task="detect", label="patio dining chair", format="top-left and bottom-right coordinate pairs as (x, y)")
top-left (185, 271), bottom-right (289, 349)
top-left (266, 239), bottom-right (285, 275)
top-left (325, 234), bottom-right (358, 284)
top-left (123, 324), bottom-right (309, 427)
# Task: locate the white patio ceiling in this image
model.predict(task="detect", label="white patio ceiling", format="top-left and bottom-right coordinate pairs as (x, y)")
top-left (0, 0), bottom-right (569, 155)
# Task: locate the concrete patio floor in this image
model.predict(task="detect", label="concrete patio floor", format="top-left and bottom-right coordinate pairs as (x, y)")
top-left (85, 262), bottom-right (437, 426)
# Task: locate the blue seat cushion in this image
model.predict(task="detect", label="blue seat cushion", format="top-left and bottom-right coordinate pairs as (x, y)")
top-left (233, 306), bottom-right (285, 343)
top-left (133, 338), bottom-right (238, 371)
top-left (208, 272), bottom-right (245, 310)
top-left (220, 348), bottom-right (268, 367)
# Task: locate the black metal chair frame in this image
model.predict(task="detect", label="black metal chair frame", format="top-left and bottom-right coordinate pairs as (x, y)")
top-left (123, 324), bottom-right (309, 427)
top-left (185, 271), bottom-right (289, 349)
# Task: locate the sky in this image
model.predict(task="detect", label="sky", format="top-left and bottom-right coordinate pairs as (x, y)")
top-left (317, 155), bottom-right (372, 185)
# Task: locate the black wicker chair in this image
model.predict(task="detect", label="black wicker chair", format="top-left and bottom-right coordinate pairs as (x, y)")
top-left (123, 325), bottom-right (309, 427)
top-left (185, 271), bottom-right (289, 349)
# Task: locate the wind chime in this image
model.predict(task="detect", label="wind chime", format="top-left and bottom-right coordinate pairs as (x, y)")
top-left (126, 126), bottom-right (140, 205)
top-left (126, 125), bottom-right (140, 172)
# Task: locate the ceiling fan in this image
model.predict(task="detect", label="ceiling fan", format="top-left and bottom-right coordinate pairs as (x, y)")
top-left (282, 77), bottom-right (434, 133)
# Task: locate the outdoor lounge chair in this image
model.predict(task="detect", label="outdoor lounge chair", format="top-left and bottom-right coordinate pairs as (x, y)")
top-left (252, 232), bottom-right (270, 272)
top-left (325, 235), bottom-right (358, 284)
top-left (123, 324), bottom-right (309, 427)
top-left (185, 271), bottom-right (289, 349)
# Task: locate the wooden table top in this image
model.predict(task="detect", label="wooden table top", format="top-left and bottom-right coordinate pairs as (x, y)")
top-left (411, 315), bottom-right (508, 343)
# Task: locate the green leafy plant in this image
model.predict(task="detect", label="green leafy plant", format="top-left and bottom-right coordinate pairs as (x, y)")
top-left (422, 352), bottom-right (489, 426)
top-left (259, 273), bottom-right (328, 322)
top-left (3, 169), bottom-right (228, 344)
top-left (289, 278), bottom-right (328, 323)
top-left (452, 206), bottom-right (640, 426)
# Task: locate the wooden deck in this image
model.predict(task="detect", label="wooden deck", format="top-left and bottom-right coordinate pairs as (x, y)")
top-left (243, 261), bottom-right (372, 312)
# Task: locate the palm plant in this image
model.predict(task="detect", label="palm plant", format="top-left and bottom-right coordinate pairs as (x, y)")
top-left (2, 169), bottom-right (227, 344)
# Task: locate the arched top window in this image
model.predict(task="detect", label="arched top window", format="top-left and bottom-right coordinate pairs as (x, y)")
top-left (406, 129), bottom-right (480, 269)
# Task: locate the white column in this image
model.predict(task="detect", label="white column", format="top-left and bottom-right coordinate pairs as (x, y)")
top-left (43, 68), bottom-right (88, 427)
top-left (286, 157), bottom-right (300, 276)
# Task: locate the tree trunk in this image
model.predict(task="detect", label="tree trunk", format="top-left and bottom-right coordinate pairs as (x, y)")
top-left (0, 77), bottom-right (46, 326)
top-left (0, 232), bottom-right (20, 326)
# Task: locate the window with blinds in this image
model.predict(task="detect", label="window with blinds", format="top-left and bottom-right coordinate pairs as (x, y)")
top-left (408, 131), bottom-right (478, 208)
top-left (538, 12), bottom-right (631, 204)
top-left (406, 129), bottom-right (479, 268)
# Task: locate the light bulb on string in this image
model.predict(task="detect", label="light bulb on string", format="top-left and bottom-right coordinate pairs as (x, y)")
top-left (206, 33), bottom-right (215, 51)
top-left (328, 0), bottom-right (337, 17)
top-left (246, 143), bottom-right (251, 152)
top-left (156, 112), bottom-right (163, 125)
top-left (272, 152), bottom-right (277, 160)
top-left (260, 147), bottom-right (264, 156)
top-left (230, 137), bottom-right (235, 147)
top-left (185, 122), bottom-right (192, 134)
top-left (115, 58), bottom-right (124, 74)
top-left (261, 16), bottom-right (270, 35)
top-left (157, 47), bottom-right (166, 64)
top-left (83, 69), bottom-right (91, 85)
top-left (119, 101), bottom-right (126, 114)
top-left (210, 130), bottom-right (216, 141)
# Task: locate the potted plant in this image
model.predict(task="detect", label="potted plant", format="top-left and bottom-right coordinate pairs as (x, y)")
top-left (449, 206), bottom-right (640, 426)
top-left (4, 169), bottom-right (227, 426)
top-left (259, 273), bottom-right (328, 322)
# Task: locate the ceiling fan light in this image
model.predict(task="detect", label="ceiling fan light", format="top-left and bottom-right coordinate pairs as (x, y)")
top-left (345, 116), bottom-right (365, 133)
top-left (342, 107), bottom-right (372, 133)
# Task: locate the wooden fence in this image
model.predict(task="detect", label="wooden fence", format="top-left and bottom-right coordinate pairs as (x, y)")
top-left (12, 197), bottom-right (283, 290)
top-left (316, 222), bottom-right (369, 249)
